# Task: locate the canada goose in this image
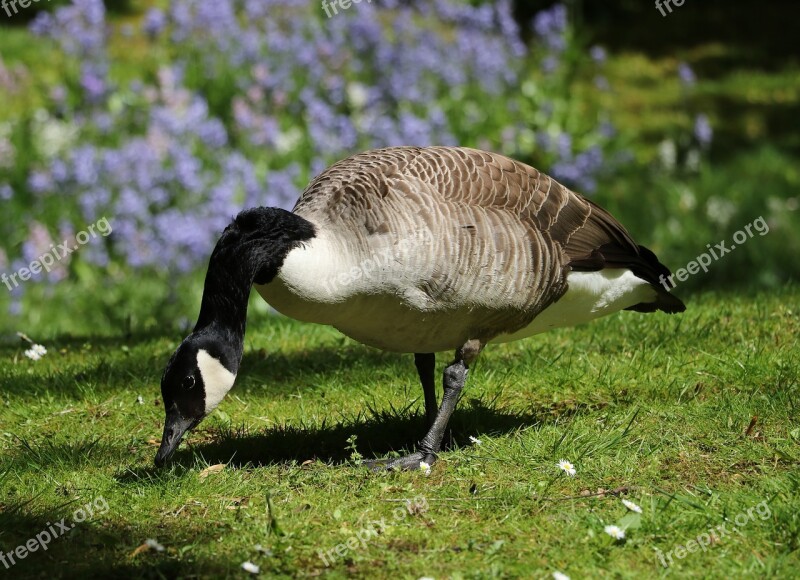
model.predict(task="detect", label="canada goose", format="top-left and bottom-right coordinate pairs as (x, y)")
top-left (155, 146), bottom-right (684, 469)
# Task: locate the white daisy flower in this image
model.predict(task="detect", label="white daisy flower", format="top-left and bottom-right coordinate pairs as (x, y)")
top-left (24, 344), bottom-right (47, 360)
top-left (145, 538), bottom-right (165, 552)
top-left (553, 572), bottom-right (570, 580)
top-left (242, 561), bottom-right (260, 574)
top-left (604, 525), bottom-right (626, 540)
top-left (557, 459), bottom-right (576, 476)
top-left (622, 499), bottom-right (642, 513)
top-left (136, 395), bottom-right (144, 405)
top-left (469, 436), bottom-right (482, 445)
top-left (419, 461), bottom-right (431, 476)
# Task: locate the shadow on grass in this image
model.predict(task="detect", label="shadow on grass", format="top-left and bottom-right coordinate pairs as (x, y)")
top-left (121, 395), bottom-right (608, 475)
top-left (0, 506), bottom-right (238, 578)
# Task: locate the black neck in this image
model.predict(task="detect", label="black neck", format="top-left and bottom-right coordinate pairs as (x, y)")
top-left (192, 208), bottom-right (316, 370)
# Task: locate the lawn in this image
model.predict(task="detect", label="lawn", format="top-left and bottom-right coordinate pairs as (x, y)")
top-left (1, 288), bottom-right (798, 578)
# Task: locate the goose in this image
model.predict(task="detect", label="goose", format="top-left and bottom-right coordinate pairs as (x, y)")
top-left (155, 146), bottom-right (685, 469)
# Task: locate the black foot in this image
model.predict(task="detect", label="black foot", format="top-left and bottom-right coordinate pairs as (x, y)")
top-left (387, 451), bottom-right (436, 472)
top-left (364, 451), bottom-right (435, 472)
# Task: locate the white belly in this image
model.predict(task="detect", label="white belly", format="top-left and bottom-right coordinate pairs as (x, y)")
top-left (491, 269), bottom-right (657, 343)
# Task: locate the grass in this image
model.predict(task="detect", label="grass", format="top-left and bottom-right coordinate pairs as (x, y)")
top-left (1, 288), bottom-right (798, 578)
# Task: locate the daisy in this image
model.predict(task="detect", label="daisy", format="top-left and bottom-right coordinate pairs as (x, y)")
top-left (604, 525), bottom-right (625, 540)
top-left (553, 572), bottom-right (570, 580)
top-left (622, 499), bottom-right (642, 513)
top-left (469, 436), bottom-right (482, 445)
top-left (24, 344), bottom-right (47, 361)
top-left (557, 459), bottom-right (576, 476)
top-left (419, 461), bottom-right (431, 476)
top-left (242, 561), bottom-right (260, 574)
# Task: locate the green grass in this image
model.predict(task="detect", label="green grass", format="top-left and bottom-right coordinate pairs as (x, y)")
top-left (1, 289), bottom-right (798, 578)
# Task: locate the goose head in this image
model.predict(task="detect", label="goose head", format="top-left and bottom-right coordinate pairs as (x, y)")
top-left (153, 207), bottom-right (316, 467)
top-left (155, 332), bottom-right (238, 466)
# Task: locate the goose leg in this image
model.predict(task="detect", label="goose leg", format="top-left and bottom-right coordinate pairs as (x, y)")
top-left (415, 352), bottom-right (437, 429)
top-left (384, 340), bottom-right (483, 472)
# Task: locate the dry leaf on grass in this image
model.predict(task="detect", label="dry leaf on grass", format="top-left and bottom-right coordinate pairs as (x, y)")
top-left (199, 463), bottom-right (226, 480)
top-left (130, 539), bottom-right (165, 558)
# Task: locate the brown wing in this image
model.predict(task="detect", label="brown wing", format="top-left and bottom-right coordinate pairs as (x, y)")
top-left (294, 146), bottom-right (684, 315)
top-left (410, 147), bottom-right (684, 313)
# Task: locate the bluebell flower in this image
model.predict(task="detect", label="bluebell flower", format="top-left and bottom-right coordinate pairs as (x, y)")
top-left (79, 187), bottom-right (111, 221)
top-left (594, 76), bottom-right (610, 91)
top-left (143, 8), bottom-right (167, 39)
top-left (118, 187), bottom-right (149, 218)
top-left (678, 62), bottom-right (696, 86)
top-left (694, 114), bottom-right (713, 147)
top-left (70, 146), bottom-right (99, 187)
top-left (82, 241), bottom-right (109, 267)
top-left (542, 55), bottom-right (560, 74)
top-left (79, 63), bottom-right (108, 103)
top-left (264, 165), bottom-right (301, 210)
top-left (533, 3), bottom-right (568, 51)
top-left (590, 46), bottom-right (607, 64)
top-left (197, 119), bottom-right (229, 149)
top-left (557, 133), bottom-right (572, 159)
top-left (599, 121), bottom-right (616, 139)
top-left (28, 171), bottom-right (53, 194)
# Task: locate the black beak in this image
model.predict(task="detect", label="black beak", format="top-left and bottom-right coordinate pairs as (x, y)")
top-left (154, 410), bottom-right (196, 467)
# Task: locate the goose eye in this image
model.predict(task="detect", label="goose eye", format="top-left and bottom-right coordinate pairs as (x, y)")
top-left (182, 375), bottom-right (196, 390)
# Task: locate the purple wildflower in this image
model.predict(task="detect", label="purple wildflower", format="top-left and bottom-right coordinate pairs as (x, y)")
top-left (694, 114), bottom-right (713, 147)
top-left (143, 8), bottom-right (167, 38)
top-left (533, 4), bottom-right (568, 51)
top-left (678, 62), bottom-right (696, 86)
top-left (590, 45), bottom-right (607, 64)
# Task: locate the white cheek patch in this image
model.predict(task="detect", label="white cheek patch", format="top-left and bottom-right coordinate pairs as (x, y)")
top-left (196, 349), bottom-right (237, 414)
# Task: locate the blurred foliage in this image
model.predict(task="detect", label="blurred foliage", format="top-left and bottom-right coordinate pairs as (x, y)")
top-left (0, 0), bottom-right (798, 337)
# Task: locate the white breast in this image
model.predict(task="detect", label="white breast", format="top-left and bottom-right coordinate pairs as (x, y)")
top-left (255, 226), bottom-right (438, 325)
